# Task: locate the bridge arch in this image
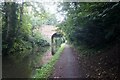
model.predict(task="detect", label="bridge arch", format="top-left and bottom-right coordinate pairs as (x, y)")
top-left (51, 33), bottom-right (65, 55)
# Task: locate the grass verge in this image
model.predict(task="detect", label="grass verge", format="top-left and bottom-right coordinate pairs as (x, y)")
top-left (33, 43), bottom-right (65, 78)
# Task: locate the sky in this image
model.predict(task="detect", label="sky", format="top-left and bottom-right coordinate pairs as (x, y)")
top-left (42, 2), bottom-right (65, 23)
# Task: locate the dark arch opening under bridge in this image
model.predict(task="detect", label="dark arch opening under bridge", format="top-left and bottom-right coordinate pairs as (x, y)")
top-left (51, 33), bottom-right (65, 55)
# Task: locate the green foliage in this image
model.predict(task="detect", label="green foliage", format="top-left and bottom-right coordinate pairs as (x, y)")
top-left (34, 43), bottom-right (65, 78)
top-left (44, 14), bottom-right (58, 25)
top-left (21, 14), bottom-right (32, 36)
top-left (2, 2), bottom-right (51, 77)
top-left (33, 31), bottom-right (50, 47)
top-left (2, 2), bottom-right (19, 55)
top-left (2, 2), bottom-right (50, 55)
top-left (58, 2), bottom-right (120, 55)
top-left (10, 39), bottom-right (32, 62)
top-left (28, 2), bottom-right (58, 27)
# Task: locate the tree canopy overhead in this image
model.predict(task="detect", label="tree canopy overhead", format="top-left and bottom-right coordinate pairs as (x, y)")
top-left (58, 2), bottom-right (120, 51)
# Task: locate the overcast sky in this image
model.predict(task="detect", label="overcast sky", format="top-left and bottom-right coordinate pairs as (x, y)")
top-left (42, 2), bottom-right (65, 23)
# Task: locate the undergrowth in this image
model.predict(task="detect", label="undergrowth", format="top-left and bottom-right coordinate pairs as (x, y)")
top-left (33, 43), bottom-right (65, 78)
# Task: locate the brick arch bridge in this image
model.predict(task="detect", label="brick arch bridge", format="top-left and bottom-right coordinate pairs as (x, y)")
top-left (38, 25), bottom-right (64, 55)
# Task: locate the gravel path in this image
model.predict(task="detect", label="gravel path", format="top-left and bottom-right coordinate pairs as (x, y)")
top-left (50, 44), bottom-right (85, 78)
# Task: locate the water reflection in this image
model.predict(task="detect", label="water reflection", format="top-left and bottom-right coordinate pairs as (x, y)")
top-left (2, 46), bottom-right (50, 78)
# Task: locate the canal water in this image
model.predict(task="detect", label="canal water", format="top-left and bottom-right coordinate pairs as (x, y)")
top-left (2, 46), bottom-right (50, 78)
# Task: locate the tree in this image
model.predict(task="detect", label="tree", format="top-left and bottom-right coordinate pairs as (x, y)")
top-left (58, 2), bottom-right (120, 51)
top-left (2, 2), bottom-right (19, 56)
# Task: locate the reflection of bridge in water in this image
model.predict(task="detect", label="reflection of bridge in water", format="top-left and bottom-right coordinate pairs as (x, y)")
top-left (51, 33), bottom-right (64, 55)
top-left (37, 25), bottom-right (65, 55)
top-left (38, 25), bottom-right (64, 66)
